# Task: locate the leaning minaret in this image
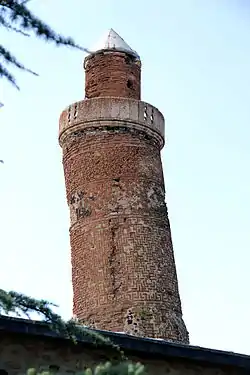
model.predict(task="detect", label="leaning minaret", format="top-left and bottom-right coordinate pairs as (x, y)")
top-left (59, 29), bottom-right (189, 343)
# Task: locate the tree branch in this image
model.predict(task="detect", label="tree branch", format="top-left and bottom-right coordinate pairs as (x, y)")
top-left (0, 289), bottom-right (125, 359)
top-left (0, 0), bottom-right (90, 52)
top-left (0, 44), bottom-right (38, 88)
top-left (0, 0), bottom-right (92, 87)
top-left (0, 62), bottom-right (19, 88)
top-left (0, 13), bottom-right (30, 36)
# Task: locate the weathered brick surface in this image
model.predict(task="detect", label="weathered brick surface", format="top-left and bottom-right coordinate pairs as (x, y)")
top-left (58, 98), bottom-right (165, 148)
top-left (0, 334), bottom-right (244, 375)
top-left (59, 49), bottom-right (189, 343)
top-left (60, 124), bottom-right (188, 343)
top-left (84, 52), bottom-right (141, 100)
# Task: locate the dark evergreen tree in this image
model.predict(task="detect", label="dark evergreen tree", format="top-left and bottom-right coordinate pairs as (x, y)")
top-left (0, 0), bottom-right (90, 88)
top-left (0, 288), bottom-right (123, 356)
top-left (0, 290), bottom-right (147, 373)
top-left (27, 362), bottom-right (146, 375)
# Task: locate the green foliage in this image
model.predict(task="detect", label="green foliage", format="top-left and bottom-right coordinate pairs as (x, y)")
top-left (0, 0), bottom-right (90, 88)
top-left (82, 362), bottom-right (146, 375)
top-left (26, 362), bottom-right (146, 375)
top-left (0, 288), bottom-right (124, 359)
top-left (138, 308), bottom-right (151, 321)
top-left (1, 289), bottom-right (147, 374)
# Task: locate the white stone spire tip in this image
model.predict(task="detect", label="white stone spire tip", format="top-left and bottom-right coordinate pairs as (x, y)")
top-left (89, 28), bottom-right (140, 59)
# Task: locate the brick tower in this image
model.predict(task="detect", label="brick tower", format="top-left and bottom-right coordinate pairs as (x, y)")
top-left (59, 29), bottom-right (189, 344)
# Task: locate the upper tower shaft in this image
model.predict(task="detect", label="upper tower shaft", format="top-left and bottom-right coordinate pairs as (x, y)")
top-left (84, 29), bottom-right (141, 100)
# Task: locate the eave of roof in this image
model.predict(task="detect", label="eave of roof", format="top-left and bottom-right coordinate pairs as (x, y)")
top-left (0, 316), bottom-right (249, 370)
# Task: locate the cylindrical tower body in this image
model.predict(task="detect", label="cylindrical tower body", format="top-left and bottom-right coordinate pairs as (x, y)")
top-left (59, 29), bottom-right (189, 343)
top-left (85, 51), bottom-right (141, 100)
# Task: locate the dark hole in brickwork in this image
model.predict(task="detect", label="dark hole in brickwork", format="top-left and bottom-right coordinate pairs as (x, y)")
top-left (127, 311), bottom-right (133, 324)
top-left (125, 55), bottom-right (132, 64)
top-left (113, 177), bottom-right (120, 182)
top-left (127, 79), bottom-right (133, 89)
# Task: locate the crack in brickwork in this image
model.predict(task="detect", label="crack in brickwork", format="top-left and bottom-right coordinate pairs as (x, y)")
top-left (108, 219), bottom-right (121, 300)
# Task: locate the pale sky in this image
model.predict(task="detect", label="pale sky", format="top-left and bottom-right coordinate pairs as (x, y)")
top-left (1, 0), bottom-right (250, 355)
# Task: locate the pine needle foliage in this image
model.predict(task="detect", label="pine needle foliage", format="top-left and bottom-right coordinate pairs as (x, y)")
top-left (0, 0), bottom-right (90, 88)
top-left (26, 362), bottom-right (146, 375)
top-left (0, 288), bottom-right (124, 359)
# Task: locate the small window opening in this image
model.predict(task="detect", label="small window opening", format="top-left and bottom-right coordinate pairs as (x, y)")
top-left (73, 104), bottom-right (78, 120)
top-left (67, 106), bottom-right (71, 122)
top-left (125, 56), bottom-right (130, 64)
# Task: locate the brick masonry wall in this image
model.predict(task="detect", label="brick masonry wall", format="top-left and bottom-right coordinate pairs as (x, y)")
top-left (0, 334), bottom-right (244, 375)
top-left (61, 124), bottom-right (188, 343)
top-left (84, 52), bottom-right (141, 99)
top-left (60, 50), bottom-right (188, 344)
